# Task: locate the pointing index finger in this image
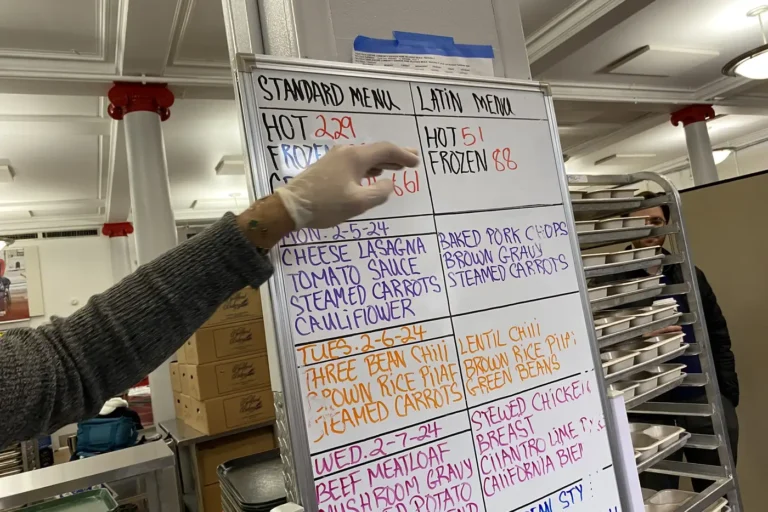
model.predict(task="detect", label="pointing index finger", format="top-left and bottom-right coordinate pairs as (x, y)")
top-left (354, 142), bottom-right (420, 177)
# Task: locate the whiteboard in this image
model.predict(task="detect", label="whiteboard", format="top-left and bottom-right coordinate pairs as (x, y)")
top-left (237, 56), bottom-right (624, 512)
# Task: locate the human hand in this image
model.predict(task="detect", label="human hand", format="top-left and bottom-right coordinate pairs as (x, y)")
top-left (643, 325), bottom-right (683, 338)
top-left (274, 143), bottom-right (420, 229)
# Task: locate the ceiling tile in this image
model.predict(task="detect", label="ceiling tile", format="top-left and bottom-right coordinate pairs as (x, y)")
top-left (0, 135), bottom-right (100, 203)
top-left (0, 0), bottom-right (103, 57)
top-left (172, 0), bottom-right (229, 65)
top-left (0, 94), bottom-right (100, 116)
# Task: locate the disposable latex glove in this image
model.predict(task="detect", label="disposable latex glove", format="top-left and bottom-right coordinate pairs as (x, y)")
top-left (274, 142), bottom-right (420, 229)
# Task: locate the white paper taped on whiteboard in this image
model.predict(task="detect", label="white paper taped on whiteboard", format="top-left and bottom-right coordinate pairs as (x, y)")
top-left (241, 58), bottom-right (624, 512)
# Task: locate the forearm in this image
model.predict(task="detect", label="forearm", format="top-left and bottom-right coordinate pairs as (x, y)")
top-left (0, 209), bottom-right (282, 447)
top-left (0, 141), bottom-right (417, 447)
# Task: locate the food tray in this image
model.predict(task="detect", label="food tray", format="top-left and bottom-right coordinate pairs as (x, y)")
top-left (627, 371), bottom-right (659, 393)
top-left (217, 449), bottom-right (287, 508)
top-left (596, 218), bottom-right (624, 230)
top-left (643, 505), bottom-right (678, 512)
top-left (583, 254), bottom-right (666, 278)
top-left (0, 467), bottom-right (22, 478)
top-left (644, 425), bottom-right (686, 449)
top-left (606, 248), bottom-right (634, 263)
top-left (607, 382), bottom-right (639, 402)
top-left (604, 344), bottom-right (687, 384)
top-left (610, 304), bottom-right (679, 325)
top-left (571, 197), bottom-right (644, 221)
top-left (601, 350), bottom-right (638, 375)
top-left (636, 275), bottom-right (664, 290)
top-left (14, 489), bottom-right (118, 512)
top-left (704, 498), bottom-right (729, 512)
top-left (0, 450), bottom-right (21, 463)
top-left (578, 226), bottom-right (653, 248)
top-left (636, 433), bottom-right (691, 474)
top-left (608, 279), bottom-right (640, 294)
top-left (601, 317), bottom-right (634, 335)
top-left (646, 363), bottom-right (687, 384)
top-left (613, 308), bottom-right (656, 327)
top-left (629, 423), bottom-right (653, 433)
top-left (585, 190), bottom-right (613, 199)
top-left (641, 488), bottom-right (658, 501)
top-left (644, 333), bottom-right (686, 355)
top-left (625, 373), bottom-right (687, 409)
top-left (652, 304), bottom-right (679, 320)
top-left (591, 285), bottom-right (665, 312)
top-left (633, 245), bottom-right (661, 259)
top-left (617, 334), bottom-right (684, 363)
top-left (588, 285), bottom-right (609, 300)
top-left (582, 253), bottom-right (607, 266)
top-left (631, 432), bottom-right (662, 462)
top-left (612, 188), bottom-right (639, 198)
top-left (623, 216), bottom-right (649, 228)
top-left (647, 489), bottom-right (696, 505)
top-left (597, 313), bottom-right (682, 349)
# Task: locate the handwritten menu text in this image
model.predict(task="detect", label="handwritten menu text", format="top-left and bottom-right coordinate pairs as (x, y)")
top-left (251, 68), bottom-right (620, 512)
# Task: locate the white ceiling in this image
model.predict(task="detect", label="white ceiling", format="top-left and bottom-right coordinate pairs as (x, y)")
top-left (3, 0), bottom-right (768, 232)
top-left (539, 0), bottom-right (768, 89)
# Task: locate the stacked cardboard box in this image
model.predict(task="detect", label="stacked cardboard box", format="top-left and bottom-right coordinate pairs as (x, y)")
top-left (171, 287), bottom-right (275, 435)
top-left (197, 427), bottom-right (276, 512)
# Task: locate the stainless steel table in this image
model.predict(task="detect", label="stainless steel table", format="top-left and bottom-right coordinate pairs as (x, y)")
top-left (160, 419), bottom-right (275, 512)
top-left (0, 440), bottom-right (179, 512)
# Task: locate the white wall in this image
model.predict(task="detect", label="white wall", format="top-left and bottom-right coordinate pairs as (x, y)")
top-left (658, 141), bottom-right (768, 191)
top-left (287, 0), bottom-right (530, 79)
top-left (3, 234), bottom-right (116, 449)
top-left (7, 236), bottom-right (114, 328)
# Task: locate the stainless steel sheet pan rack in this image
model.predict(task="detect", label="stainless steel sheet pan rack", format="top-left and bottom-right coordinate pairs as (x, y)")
top-left (570, 172), bottom-right (743, 512)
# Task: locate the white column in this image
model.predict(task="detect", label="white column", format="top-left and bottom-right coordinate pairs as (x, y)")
top-left (101, 222), bottom-right (135, 283)
top-left (123, 111), bottom-right (178, 264)
top-left (108, 83), bottom-right (177, 426)
top-left (109, 237), bottom-right (131, 281)
top-left (672, 105), bottom-right (719, 186)
top-left (683, 122), bottom-right (719, 186)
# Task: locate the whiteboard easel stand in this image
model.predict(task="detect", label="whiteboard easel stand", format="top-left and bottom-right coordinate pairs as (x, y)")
top-left (235, 54), bottom-right (635, 512)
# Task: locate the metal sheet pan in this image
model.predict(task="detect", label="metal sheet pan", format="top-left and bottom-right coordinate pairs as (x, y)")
top-left (217, 449), bottom-right (286, 508)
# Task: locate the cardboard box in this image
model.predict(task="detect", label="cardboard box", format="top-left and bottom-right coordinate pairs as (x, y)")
top-left (184, 389), bottom-right (275, 436)
top-left (176, 347), bottom-right (187, 364)
top-left (201, 287), bottom-right (262, 329)
top-left (185, 319), bottom-right (267, 365)
top-left (196, 427), bottom-right (275, 486)
top-left (202, 483), bottom-right (221, 512)
top-left (181, 354), bottom-right (271, 401)
top-left (173, 392), bottom-right (184, 420)
top-left (170, 362), bottom-right (182, 393)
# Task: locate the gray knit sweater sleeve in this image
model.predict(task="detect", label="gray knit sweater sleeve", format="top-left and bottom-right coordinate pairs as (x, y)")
top-left (0, 213), bottom-right (273, 447)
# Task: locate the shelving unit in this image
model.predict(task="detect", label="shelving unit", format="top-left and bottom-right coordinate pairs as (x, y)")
top-left (570, 172), bottom-right (743, 512)
top-left (0, 440), bottom-right (36, 478)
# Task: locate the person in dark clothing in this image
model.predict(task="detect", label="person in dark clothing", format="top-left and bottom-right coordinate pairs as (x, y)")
top-left (593, 191), bottom-right (739, 491)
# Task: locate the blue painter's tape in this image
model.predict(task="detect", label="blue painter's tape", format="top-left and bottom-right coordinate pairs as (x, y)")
top-left (353, 31), bottom-right (494, 59)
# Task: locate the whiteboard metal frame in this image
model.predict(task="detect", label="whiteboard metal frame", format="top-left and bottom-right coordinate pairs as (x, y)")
top-left (235, 53), bottom-right (630, 512)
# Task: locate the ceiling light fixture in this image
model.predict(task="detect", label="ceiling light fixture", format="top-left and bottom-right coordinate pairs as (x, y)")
top-left (712, 148), bottom-right (735, 165)
top-left (723, 6), bottom-right (768, 79)
top-left (215, 155), bottom-right (245, 176)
